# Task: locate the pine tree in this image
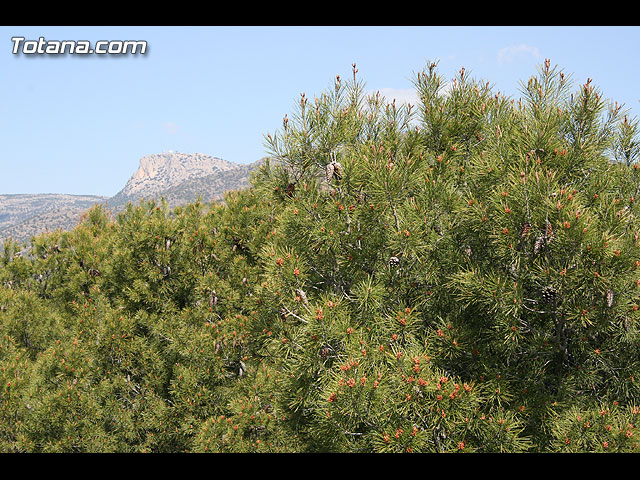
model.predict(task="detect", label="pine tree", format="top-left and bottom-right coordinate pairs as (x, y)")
top-left (250, 60), bottom-right (640, 451)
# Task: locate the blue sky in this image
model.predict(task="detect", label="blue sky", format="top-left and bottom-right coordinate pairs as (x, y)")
top-left (1, 26), bottom-right (639, 197)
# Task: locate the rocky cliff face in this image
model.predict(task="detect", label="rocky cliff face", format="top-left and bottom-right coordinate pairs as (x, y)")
top-left (117, 152), bottom-right (239, 199)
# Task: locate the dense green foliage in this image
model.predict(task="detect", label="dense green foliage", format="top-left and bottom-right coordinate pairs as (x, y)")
top-left (2, 61), bottom-right (640, 452)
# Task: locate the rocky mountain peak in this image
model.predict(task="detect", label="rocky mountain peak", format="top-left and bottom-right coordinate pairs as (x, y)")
top-left (119, 151), bottom-right (239, 199)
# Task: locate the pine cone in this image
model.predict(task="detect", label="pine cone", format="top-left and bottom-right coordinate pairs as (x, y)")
top-left (545, 221), bottom-right (554, 241)
top-left (541, 285), bottom-right (557, 305)
top-left (333, 161), bottom-right (343, 180)
top-left (606, 289), bottom-right (614, 308)
top-left (325, 159), bottom-right (342, 183)
top-left (325, 162), bottom-right (335, 182)
top-left (237, 360), bottom-right (246, 377)
top-left (319, 346), bottom-right (329, 360)
top-left (209, 290), bottom-right (218, 307)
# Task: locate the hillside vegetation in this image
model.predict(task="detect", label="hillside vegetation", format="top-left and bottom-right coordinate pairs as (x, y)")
top-left (2, 61), bottom-right (640, 452)
top-left (0, 194), bottom-right (108, 245)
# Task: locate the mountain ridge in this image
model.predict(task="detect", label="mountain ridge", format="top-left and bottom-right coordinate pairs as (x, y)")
top-left (1, 152), bottom-right (263, 245)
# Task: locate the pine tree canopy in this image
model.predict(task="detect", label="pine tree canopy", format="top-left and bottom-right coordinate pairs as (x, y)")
top-left (1, 60), bottom-right (640, 453)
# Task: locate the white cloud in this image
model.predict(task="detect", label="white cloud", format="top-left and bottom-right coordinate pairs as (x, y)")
top-left (497, 43), bottom-right (542, 65)
top-left (162, 121), bottom-right (181, 135)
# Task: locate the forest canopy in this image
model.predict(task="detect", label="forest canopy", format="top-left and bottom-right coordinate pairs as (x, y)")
top-left (2, 60), bottom-right (640, 453)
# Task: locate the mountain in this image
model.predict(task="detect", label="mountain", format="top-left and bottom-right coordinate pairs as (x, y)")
top-left (1, 152), bottom-right (263, 245)
top-left (137, 159), bottom-right (260, 209)
top-left (107, 152), bottom-right (262, 210)
top-left (0, 194), bottom-right (109, 245)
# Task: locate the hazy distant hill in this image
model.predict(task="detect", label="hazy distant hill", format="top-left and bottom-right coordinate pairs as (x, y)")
top-left (0, 194), bottom-right (109, 245)
top-left (1, 152), bottom-right (263, 245)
